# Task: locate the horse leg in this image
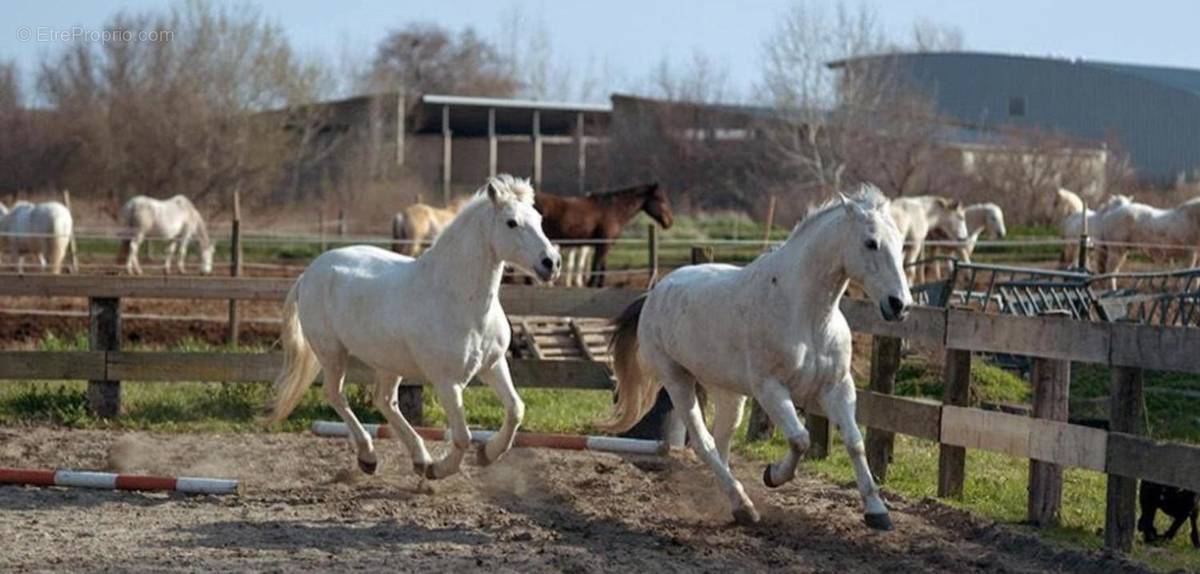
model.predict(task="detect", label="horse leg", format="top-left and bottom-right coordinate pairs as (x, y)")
top-left (562, 247), bottom-right (578, 287)
top-left (755, 378), bottom-right (810, 489)
top-left (1107, 248), bottom-right (1128, 290)
top-left (710, 387), bottom-right (746, 463)
top-left (580, 246), bottom-right (594, 287)
top-left (163, 241), bottom-right (177, 275)
top-left (821, 378), bottom-right (892, 530)
top-left (588, 243), bottom-right (609, 288)
top-left (1163, 513), bottom-right (1188, 542)
top-left (319, 350), bottom-right (377, 473)
top-left (176, 235), bottom-right (190, 274)
top-left (428, 381), bottom-right (471, 479)
top-left (476, 359), bottom-right (525, 465)
top-left (1190, 508), bottom-right (1199, 547)
top-left (371, 370), bottom-right (433, 476)
top-left (127, 234), bottom-right (144, 275)
top-left (661, 375), bottom-right (758, 524)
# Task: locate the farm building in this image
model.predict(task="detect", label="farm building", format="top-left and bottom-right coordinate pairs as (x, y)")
top-left (830, 52), bottom-right (1200, 184)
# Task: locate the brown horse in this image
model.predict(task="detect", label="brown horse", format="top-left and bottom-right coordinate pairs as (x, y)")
top-left (535, 183), bottom-right (673, 287)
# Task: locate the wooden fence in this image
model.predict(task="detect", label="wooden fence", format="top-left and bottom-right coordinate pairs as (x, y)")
top-left (3, 273), bottom-right (1200, 552)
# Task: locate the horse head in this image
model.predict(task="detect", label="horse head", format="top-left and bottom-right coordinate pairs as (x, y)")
top-left (481, 175), bottom-right (561, 282)
top-left (838, 185), bottom-right (912, 322)
top-left (640, 183), bottom-right (674, 229)
top-left (934, 197), bottom-right (969, 241)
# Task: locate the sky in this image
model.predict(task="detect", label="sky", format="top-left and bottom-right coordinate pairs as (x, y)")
top-left (5, 0), bottom-right (1200, 102)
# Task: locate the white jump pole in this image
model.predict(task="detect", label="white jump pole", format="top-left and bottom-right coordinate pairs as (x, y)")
top-left (0, 467), bottom-right (239, 495)
top-left (311, 421), bottom-right (667, 456)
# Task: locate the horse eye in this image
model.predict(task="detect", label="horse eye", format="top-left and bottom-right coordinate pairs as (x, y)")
top-left (507, 219), bottom-right (518, 229)
top-left (865, 239), bottom-right (879, 251)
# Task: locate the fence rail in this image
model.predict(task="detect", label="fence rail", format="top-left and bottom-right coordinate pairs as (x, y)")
top-left (1, 273), bottom-right (1198, 552)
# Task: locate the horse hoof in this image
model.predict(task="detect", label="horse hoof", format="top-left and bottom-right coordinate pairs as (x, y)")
top-left (412, 462), bottom-right (430, 477)
top-left (864, 512), bottom-right (893, 531)
top-left (732, 506), bottom-right (761, 526)
top-left (762, 465), bottom-right (782, 489)
top-left (358, 457), bottom-right (378, 475)
top-left (424, 464), bottom-right (441, 481)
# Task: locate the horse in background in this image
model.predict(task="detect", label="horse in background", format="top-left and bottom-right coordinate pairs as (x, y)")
top-left (267, 175), bottom-right (560, 480)
top-left (1053, 188), bottom-right (1133, 267)
top-left (928, 202), bottom-right (1007, 277)
top-left (392, 197), bottom-right (470, 257)
top-left (600, 184), bottom-right (910, 528)
top-left (0, 200), bottom-right (75, 274)
top-left (888, 195), bottom-right (969, 284)
top-left (536, 182), bottom-right (672, 287)
top-left (1095, 195), bottom-right (1200, 281)
top-left (118, 195), bottom-right (214, 275)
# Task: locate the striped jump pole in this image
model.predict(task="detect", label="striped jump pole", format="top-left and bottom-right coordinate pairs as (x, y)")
top-left (0, 467), bottom-right (239, 495)
top-left (311, 421), bottom-right (667, 456)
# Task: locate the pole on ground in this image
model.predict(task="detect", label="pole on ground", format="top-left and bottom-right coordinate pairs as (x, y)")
top-left (227, 190), bottom-right (242, 347)
top-left (1028, 356), bottom-right (1070, 526)
top-left (866, 335), bottom-right (902, 482)
top-left (61, 189), bottom-right (79, 274)
top-left (1105, 366), bottom-right (1144, 552)
top-left (938, 348), bottom-right (971, 497)
top-left (87, 297), bottom-right (121, 418)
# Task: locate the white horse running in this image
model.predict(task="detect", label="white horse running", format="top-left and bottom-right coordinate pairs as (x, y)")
top-left (267, 175), bottom-right (561, 479)
top-left (119, 195), bottom-right (215, 275)
top-left (889, 195), bottom-right (969, 284)
top-left (601, 184), bottom-right (911, 528)
top-left (0, 200), bottom-right (74, 274)
top-left (1095, 195), bottom-right (1200, 278)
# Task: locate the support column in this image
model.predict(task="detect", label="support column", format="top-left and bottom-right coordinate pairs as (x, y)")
top-left (488, 107), bottom-right (498, 178)
top-left (938, 349), bottom-right (971, 498)
top-left (441, 104), bottom-right (452, 205)
top-left (532, 110), bottom-right (543, 189)
top-left (87, 298), bottom-right (121, 418)
top-left (1105, 366), bottom-right (1144, 552)
top-left (576, 111), bottom-right (587, 193)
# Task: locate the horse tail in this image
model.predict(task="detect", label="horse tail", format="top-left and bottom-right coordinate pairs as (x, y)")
top-left (264, 277), bottom-right (322, 425)
top-left (597, 295), bottom-right (658, 433)
top-left (48, 211), bottom-right (72, 274)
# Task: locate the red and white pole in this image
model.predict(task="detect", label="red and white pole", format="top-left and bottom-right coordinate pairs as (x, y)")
top-left (311, 421), bottom-right (667, 456)
top-left (0, 467), bottom-right (239, 495)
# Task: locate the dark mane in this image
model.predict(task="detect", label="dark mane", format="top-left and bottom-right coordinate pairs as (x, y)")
top-left (584, 182), bottom-right (658, 202)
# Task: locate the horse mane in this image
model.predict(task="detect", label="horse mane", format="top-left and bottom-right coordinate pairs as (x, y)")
top-left (787, 184), bottom-right (889, 241)
top-left (478, 174), bottom-right (534, 205)
top-left (584, 183), bottom-right (657, 202)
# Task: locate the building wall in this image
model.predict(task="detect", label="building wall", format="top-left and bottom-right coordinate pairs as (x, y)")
top-left (883, 53), bottom-right (1200, 183)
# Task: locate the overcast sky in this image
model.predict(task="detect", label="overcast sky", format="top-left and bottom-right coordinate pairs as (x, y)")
top-left (6, 0), bottom-right (1200, 102)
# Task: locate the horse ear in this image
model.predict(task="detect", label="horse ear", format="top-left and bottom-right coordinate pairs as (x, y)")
top-left (486, 181), bottom-right (501, 204)
top-left (837, 192), bottom-right (857, 216)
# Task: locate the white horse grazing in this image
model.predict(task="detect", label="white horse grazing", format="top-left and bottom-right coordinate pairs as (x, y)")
top-left (601, 184), bottom-right (911, 528)
top-left (119, 195), bottom-right (215, 275)
top-left (0, 200), bottom-right (74, 274)
top-left (267, 175), bottom-right (561, 479)
top-left (889, 195), bottom-right (969, 284)
top-left (1096, 196), bottom-right (1200, 277)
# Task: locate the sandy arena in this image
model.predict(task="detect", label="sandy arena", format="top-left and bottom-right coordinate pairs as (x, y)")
top-left (0, 427), bottom-right (1148, 573)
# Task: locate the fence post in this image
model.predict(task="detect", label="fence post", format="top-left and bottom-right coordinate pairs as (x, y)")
top-left (938, 348), bottom-right (971, 497)
top-left (866, 335), bottom-right (902, 482)
top-left (318, 211), bottom-right (327, 253)
top-left (87, 297), bottom-right (121, 418)
top-left (1105, 366), bottom-right (1144, 552)
top-left (647, 224), bottom-right (658, 288)
top-left (61, 189), bottom-right (79, 274)
top-left (1028, 357), bottom-right (1070, 526)
top-left (338, 208), bottom-right (347, 237)
top-left (227, 191), bottom-right (242, 347)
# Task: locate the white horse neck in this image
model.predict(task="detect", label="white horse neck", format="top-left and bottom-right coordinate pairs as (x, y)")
top-left (749, 211), bottom-right (849, 327)
top-left (416, 200), bottom-right (504, 310)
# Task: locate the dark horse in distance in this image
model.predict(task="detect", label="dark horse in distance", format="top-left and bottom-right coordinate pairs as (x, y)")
top-left (535, 183), bottom-right (673, 287)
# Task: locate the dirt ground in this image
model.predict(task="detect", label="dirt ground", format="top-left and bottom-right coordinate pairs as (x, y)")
top-left (0, 427), bottom-right (1148, 573)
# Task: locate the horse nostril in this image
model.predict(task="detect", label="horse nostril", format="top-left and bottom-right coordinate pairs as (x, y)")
top-left (887, 295), bottom-right (906, 315)
top-left (541, 257), bottom-right (554, 271)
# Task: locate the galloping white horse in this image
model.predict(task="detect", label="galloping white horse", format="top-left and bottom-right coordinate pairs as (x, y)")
top-left (601, 184), bottom-right (911, 528)
top-left (119, 195), bottom-right (215, 275)
top-left (267, 175), bottom-right (561, 479)
top-left (0, 200), bottom-right (74, 274)
top-left (1096, 195), bottom-right (1200, 277)
top-left (889, 195), bottom-right (969, 284)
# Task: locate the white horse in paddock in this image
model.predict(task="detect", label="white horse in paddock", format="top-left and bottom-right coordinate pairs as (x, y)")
top-left (0, 200), bottom-right (74, 274)
top-left (601, 184), bottom-right (910, 528)
top-left (889, 195), bottom-right (969, 284)
top-left (929, 202), bottom-right (1007, 277)
top-left (1054, 189), bottom-right (1133, 267)
top-left (1095, 195), bottom-right (1200, 278)
top-left (267, 175), bottom-right (561, 479)
top-left (118, 195), bottom-right (215, 275)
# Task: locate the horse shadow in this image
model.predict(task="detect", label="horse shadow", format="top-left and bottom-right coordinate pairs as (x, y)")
top-left (167, 518), bottom-right (489, 554)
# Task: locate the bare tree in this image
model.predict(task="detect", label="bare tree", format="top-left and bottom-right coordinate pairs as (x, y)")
top-left (911, 18), bottom-right (965, 52)
top-left (366, 23), bottom-right (518, 100)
